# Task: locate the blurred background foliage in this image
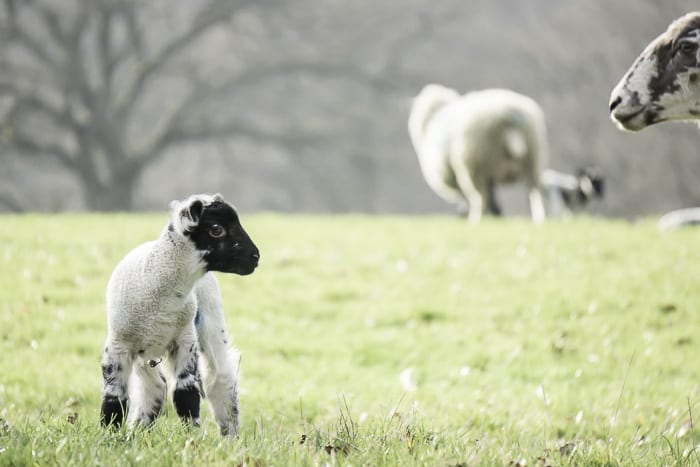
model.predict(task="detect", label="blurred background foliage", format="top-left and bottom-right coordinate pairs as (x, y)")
top-left (0, 0), bottom-right (698, 216)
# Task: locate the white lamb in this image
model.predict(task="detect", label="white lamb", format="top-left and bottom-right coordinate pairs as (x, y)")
top-left (408, 84), bottom-right (548, 223)
top-left (100, 193), bottom-right (260, 436)
top-left (540, 167), bottom-right (605, 218)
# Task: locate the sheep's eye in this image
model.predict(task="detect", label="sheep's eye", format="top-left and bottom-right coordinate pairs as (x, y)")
top-left (208, 225), bottom-right (226, 238)
top-left (678, 40), bottom-right (698, 55)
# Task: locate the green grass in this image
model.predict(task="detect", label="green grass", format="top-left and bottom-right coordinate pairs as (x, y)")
top-left (2, 213), bottom-right (700, 465)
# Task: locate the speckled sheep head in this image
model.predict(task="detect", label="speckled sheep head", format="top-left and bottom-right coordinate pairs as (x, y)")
top-left (610, 12), bottom-right (700, 131)
top-left (169, 194), bottom-right (260, 275)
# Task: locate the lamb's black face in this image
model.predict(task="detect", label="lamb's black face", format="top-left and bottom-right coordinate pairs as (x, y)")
top-left (187, 201), bottom-right (260, 275)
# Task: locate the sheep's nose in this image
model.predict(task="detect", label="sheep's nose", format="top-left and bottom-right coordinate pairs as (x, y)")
top-left (251, 252), bottom-right (260, 260)
top-left (609, 96), bottom-right (622, 112)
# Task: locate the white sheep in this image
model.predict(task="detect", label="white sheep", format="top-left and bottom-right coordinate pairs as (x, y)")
top-left (408, 84), bottom-right (548, 223)
top-left (100, 193), bottom-right (260, 436)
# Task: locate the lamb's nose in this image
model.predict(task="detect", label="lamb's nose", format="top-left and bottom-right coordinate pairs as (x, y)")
top-left (251, 252), bottom-right (260, 260)
top-left (609, 96), bottom-right (622, 112)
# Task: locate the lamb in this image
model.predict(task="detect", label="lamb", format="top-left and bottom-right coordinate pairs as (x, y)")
top-left (540, 167), bottom-right (605, 217)
top-left (408, 84), bottom-right (548, 223)
top-left (100, 193), bottom-right (259, 436)
top-left (609, 12), bottom-right (700, 131)
top-left (482, 166), bottom-right (605, 218)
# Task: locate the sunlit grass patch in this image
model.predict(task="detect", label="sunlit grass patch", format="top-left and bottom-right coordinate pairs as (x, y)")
top-left (2, 214), bottom-right (700, 465)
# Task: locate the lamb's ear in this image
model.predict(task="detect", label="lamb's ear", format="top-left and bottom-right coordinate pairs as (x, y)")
top-left (170, 197), bottom-right (204, 234)
top-left (212, 193), bottom-right (224, 202)
top-left (180, 199), bottom-right (204, 232)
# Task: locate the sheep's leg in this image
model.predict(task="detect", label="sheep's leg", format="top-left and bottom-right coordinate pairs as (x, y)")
top-left (449, 151), bottom-right (484, 224)
top-left (195, 273), bottom-right (241, 436)
top-left (467, 191), bottom-right (485, 223)
top-left (128, 362), bottom-right (167, 428)
top-left (169, 326), bottom-right (202, 427)
top-left (529, 188), bottom-right (546, 223)
top-left (526, 173), bottom-right (546, 224)
top-left (100, 343), bottom-right (132, 428)
top-left (485, 180), bottom-right (502, 216)
top-left (453, 168), bottom-right (483, 223)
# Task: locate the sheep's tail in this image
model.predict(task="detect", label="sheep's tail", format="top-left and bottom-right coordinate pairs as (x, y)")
top-left (503, 104), bottom-right (549, 180)
top-left (503, 128), bottom-right (528, 159)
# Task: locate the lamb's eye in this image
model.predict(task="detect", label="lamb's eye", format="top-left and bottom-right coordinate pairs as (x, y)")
top-left (208, 225), bottom-right (226, 238)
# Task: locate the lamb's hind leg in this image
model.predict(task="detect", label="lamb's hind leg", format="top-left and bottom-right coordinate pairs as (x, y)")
top-left (100, 343), bottom-right (132, 428)
top-left (169, 325), bottom-right (202, 427)
top-left (128, 362), bottom-right (167, 428)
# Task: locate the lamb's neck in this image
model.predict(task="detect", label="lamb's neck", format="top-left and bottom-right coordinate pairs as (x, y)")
top-left (151, 226), bottom-right (207, 294)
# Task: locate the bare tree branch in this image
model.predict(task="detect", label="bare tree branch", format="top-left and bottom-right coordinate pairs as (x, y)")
top-left (97, 8), bottom-right (115, 94)
top-left (5, 131), bottom-right (77, 170)
top-left (34, 1), bottom-right (67, 46)
top-left (0, 82), bottom-right (84, 135)
top-left (5, 22), bottom-right (59, 72)
top-left (115, 0), bottom-right (257, 122)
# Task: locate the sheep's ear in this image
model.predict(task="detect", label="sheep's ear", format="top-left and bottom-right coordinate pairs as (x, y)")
top-left (212, 193), bottom-right (224, 202)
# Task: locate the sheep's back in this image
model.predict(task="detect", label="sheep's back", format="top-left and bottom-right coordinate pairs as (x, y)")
top-left (447, 89), bottom-right (547, 182)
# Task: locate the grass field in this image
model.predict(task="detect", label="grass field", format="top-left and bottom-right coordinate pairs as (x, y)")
top-left (2, 213), bottom-right (700, 465)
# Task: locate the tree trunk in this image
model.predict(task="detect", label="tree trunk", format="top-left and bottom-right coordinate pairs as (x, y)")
top-left (80, 172), bottom-right (139, 212)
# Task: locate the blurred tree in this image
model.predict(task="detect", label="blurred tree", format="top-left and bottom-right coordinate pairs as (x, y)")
top-left (1, 0), bottom-right (698, 215)
top-left (0, 0), bottom-right (275, 210)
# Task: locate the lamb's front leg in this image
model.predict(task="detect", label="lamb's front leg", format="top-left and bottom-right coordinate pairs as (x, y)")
top-left (100, 342), bottom-right (132, 428)
top-left (195, 273), bottom-right (241, 436)
top-left (200, 345), bottom-right (241, 436)
top-left (169, 325), bottom-right (202, 427)
top-left (198, 305), bottom-right (241, 436)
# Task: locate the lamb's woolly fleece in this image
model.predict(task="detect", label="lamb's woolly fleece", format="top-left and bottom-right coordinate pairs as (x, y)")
top-left (105, 195), bottom-right (221, 360)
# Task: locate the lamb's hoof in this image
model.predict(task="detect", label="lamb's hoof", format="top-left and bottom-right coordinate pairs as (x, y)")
top-left (100, 397), bottom-right (128, 429)
top-left (181, 417), bottom-right (200, 428)
top-left (219, 422), bottom-right (239, 437)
